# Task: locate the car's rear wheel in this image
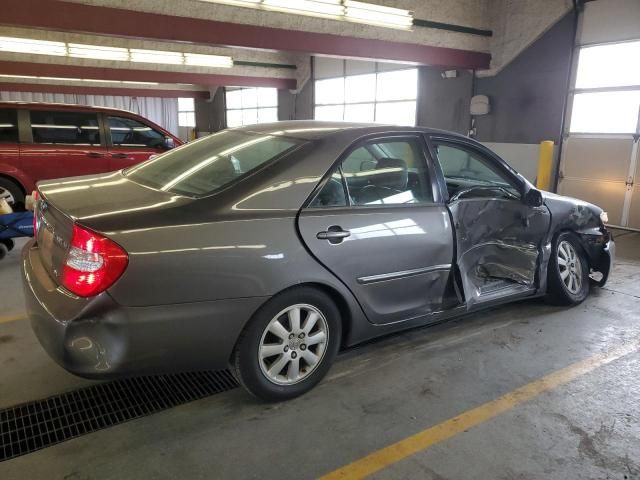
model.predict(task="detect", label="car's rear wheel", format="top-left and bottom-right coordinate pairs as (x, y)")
top-left (546, 232), bottom-right (589, 305)
top-left (0, 178), bottom-right (25, 210)
top-left (232, 287), bottom-right (341, 401)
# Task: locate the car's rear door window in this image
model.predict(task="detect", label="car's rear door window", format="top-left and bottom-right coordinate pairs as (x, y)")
top-left (125, 130), bottom-right (302, 197)
top-left (310, 137), bottom-right (433, 207)
top-left (30, 110), bottom-right (101, 145)
top-left (0, 108), bottom-right (18, 143)
top-left (108, 115), bottom-right (166, 149)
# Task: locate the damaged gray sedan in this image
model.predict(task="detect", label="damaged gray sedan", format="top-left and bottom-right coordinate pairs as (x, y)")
top-left (23, 121), bottom-right (615, 401)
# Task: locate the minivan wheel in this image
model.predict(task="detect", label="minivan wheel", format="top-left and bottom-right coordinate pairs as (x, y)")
top-left (0, 178), bottom-right (24, 209)
top-left (232, 287), bottom-right (341, 401)
top-left (546, 232), bottom-right (590, 305)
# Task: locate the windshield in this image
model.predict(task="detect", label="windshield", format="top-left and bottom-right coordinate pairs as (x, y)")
top-left (125, 130), bottom-right (302, 197)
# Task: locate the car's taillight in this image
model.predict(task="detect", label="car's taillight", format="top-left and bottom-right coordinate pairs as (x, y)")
top-left (61, 224), bottom-right (128, 297)
top-left (32, 190), bottom-right (39, 237)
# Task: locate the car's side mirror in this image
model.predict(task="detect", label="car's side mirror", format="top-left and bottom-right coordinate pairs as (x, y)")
top-left (524, 188), bottom-right (543, 207)
top-left (164, 137), bottom-right (176, 150)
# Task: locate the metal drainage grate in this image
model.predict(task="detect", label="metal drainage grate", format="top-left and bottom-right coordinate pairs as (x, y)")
top-left (0, 370), bottom-right (238, 462)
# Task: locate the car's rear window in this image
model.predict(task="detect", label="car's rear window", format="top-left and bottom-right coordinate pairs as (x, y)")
top-left (125, 130), bottom-right (302, 197)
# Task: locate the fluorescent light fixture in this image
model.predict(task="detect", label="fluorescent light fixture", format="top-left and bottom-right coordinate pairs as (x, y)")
top-left (0, 74), bottom-right (160, 86)
top-left (200, 0), bottom-right (261, 5)
top-left (68, 43), bottom-right (129, 61)
top-left (184, 53), bottom-right (233, 68)
top-left (130, 48), bottom-right (184, 64)
top-left (262, 0), bottom-right (344, 16)
top-left (121, 81), bottom-right (161, 85)
top-left (0, 36), bottom-right (234, 69)
top-left (79, 78), bottom-right (121, 83)
top-left (197, 0), bottom-right (413, 29)
top-left (344, 0), bottom-right (413, 28)
top-left (0, 74), bottom-right (36, 80)
top-left (0, 36), bottom-right (67, 56)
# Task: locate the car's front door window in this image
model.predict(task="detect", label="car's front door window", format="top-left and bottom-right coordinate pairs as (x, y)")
top-left (108, 116), bottom-right (166, 149)
top-left (433, 143), bottom-right (520, 201)
top-left (310, 138), bottom-right (433, 207)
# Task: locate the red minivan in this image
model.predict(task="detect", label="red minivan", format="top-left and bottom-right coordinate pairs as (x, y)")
top-left (0, 102), bottom-right (182, 207)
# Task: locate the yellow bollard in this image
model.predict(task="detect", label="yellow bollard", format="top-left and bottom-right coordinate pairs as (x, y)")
top-left (536, 140), bottom-right (554, 191)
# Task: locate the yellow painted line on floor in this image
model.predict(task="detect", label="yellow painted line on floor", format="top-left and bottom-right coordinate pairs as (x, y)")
top-left (0, 313), bottom-right (26, 325)
top-left (320, 338), bottom-right (640, 480)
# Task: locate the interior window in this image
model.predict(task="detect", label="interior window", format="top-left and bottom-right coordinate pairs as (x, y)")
top-left (434, 143), bottom-right (520, 200)
top-left (108, 116), bottom-right (165, 149)
top-left (310, 138), bottom-right (432, 207)
top-left (0, 109), bottom-right (18, 143)
top-left (31, 110), bottom-right (100, 146)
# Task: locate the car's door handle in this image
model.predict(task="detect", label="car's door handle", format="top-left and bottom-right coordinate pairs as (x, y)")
top-left (86, 151), bottom-right (105, 158)
top-left (111, 153), bottom-right (128, 159)
top-left (317, 226), bottom-right (350, 244)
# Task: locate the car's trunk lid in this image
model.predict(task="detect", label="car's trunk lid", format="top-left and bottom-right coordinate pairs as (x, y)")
top-left (34, 196), bottom-right (73, 282)
top-left (35, 171), bottom-right (191, 283)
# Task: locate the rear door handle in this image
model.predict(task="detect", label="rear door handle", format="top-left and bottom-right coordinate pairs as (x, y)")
top-left (111, 153), bottom-right (128, 159)
top-left (317, 226), bottom-right (350, 244)
top-left (86, 151), bottom-right (105, 158)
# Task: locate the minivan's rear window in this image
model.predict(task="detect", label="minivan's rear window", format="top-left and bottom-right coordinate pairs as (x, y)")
top-left (0, 109), bottom-right (18, 143)
top-left (125, 130), bottom-right (302, 197)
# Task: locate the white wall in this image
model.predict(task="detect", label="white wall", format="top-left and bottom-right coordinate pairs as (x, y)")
top-left (0, 91), bottom-right (179, 135)
top-left (483, 142), bottom-right (557, 184)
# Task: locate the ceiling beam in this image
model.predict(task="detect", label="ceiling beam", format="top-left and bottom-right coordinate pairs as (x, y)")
top-left (0, 61), bottom-right (297, 89)
top-left (0, 82), bottom-right (210, 98)
top-left (1, 0), bottom-right (491, 69)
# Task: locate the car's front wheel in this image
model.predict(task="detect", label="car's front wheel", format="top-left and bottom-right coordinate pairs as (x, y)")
top-left (232, 287), bottom-right (341, 401)
top-left (546, 232), bottom-right (590, 305)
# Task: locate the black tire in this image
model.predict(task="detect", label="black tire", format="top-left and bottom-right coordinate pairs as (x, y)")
top-left (1, 239), bottom-right (15, 251)
top-left (0, 243), bottom-right (8, 261)
top-left (0, 177), bottom-right (25, 210)
top-left (232, 287), bottom-right (341, 401)
top-left (546, 232), bottom-right (590, 306)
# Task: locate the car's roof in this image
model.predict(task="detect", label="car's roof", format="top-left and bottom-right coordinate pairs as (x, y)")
top-left (0, 101), bottom-right (141, 116)
top-left (235, 120), bottom-right (468, 141)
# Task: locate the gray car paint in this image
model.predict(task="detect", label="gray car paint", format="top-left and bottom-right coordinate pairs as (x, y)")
top-left (22, 121), bottom-right (614, 378)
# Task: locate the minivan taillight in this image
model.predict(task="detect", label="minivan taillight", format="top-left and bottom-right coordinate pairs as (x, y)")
top-left (62, 224), bottom-right (128, 297)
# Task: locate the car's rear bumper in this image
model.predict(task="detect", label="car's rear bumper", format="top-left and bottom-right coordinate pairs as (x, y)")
top-left (22, 240), bottom-right (267, 378)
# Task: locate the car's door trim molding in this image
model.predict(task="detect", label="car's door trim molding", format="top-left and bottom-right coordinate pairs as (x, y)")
top-left (357, 264), bottom-right (452, 285)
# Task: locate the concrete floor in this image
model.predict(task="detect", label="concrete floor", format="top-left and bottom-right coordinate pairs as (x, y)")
top-left (1, 231), bottom-right (639, 479)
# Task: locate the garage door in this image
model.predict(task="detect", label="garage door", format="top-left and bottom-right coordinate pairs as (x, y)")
top-left (558, 135), bottom-right (639, 228)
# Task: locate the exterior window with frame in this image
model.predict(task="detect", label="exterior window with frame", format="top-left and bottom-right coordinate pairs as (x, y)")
top-left (178, 97), bottom-right (196, 128)
top-left (310, 138), bottom-right (432, 207)
top-left (108, 116), bottom-right (165, 149)
top-left (314, 68), bottom-right (418, 126)
top-left (570, 40), bottom-right (640, 134)
top-left (226, 87), bottom-right (278, 127)
top-left (0, 108), bottom-right (18, 143)
top-left (31, 110), bottom-right (100, 145)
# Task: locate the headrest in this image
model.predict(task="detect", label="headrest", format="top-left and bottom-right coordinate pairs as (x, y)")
top-left (373, 157), bottom-right (408, 190)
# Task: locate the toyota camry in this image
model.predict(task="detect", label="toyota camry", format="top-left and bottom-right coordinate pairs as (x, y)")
top-left (23, 121), bottom-right (615, 401)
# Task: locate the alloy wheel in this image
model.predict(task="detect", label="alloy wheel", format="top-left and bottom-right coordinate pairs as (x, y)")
top-left (557, 240), bottom-right (582, 294)
top-left (0, 187), bottom-right (14, 205)
top-left (258, 304), bottom-right (329, 386)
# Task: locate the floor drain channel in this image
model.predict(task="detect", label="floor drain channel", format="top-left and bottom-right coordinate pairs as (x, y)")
top-left (0, 370), bottom-right (238, 462)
